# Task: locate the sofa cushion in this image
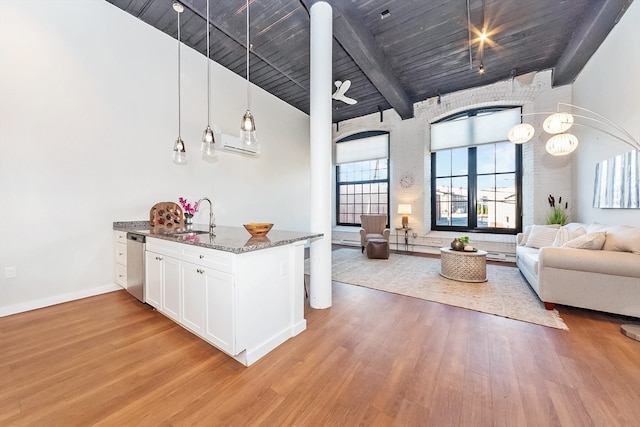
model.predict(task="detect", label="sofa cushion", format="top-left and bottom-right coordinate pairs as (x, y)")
top-left (561, 232), bottom-right (606, 250)
top-left (518, 246), bottom-right (540, 274)
top-left (525, 224), bottom-right (560, 249)
top-left (600, 225), bottom-right (640, 254)
top-left (552, 226), bottom-right (586, 247)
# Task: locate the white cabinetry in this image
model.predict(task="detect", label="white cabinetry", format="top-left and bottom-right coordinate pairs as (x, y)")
top-left (180, 260), bottom-right (235, 355)
top-left (145, 238), bottom-right (180, 321)
top-left (143, 236), bottom-right (307, 366)
top-left (114, 231), bottom-right (128, 288)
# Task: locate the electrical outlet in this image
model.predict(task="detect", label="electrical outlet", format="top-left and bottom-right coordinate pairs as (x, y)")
top-left (5, 267), bottom-right (16, 279)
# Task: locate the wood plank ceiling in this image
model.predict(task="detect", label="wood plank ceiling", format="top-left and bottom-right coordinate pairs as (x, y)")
top-left (106, 0), bottom-right (633, 124)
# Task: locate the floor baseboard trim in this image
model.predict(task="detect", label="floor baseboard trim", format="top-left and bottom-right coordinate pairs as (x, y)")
top-left (0, 284), bottom-right (123, 317)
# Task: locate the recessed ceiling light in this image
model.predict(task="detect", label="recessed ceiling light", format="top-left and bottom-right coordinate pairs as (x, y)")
top-left (380, 9), bottom-right (390, 19)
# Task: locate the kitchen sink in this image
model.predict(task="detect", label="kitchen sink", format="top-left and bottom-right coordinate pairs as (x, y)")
top-left (172, 230), bottom-right (211, 236)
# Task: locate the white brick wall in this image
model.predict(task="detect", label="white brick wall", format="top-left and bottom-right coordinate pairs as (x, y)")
top-left (332, 70), bottom-right (572, 259)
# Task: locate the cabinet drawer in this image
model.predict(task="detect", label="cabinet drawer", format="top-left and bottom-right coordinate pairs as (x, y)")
top-left (115, 262), bottom-right (127, 287)
top-left (114, 230), bottom-right (127, 243)
top-left (146, 237), bottom-right (180, 258)
top-left (181, 245), bottom-right (233, 273)
top-left (115, 242), bottom-right (127, 264)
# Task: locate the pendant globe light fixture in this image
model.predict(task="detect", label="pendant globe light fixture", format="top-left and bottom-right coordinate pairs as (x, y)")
top-left (507, 102), bottom-right (639, 156)
top-left (240, 0), bottom-right (257, 146)
top-left (172, 2), bottom-right (187, 165)
top-left (201, 0), bottom-right (215, 155)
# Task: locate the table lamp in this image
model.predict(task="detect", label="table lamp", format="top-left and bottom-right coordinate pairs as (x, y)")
top-left (398, 204), bottom-right (412, 228)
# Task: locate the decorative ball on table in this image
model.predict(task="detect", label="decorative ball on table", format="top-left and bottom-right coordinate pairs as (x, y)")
top-left (243, 223), bottom-right (274, 237)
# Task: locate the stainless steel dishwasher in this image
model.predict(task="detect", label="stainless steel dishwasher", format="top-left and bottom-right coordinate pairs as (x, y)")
top-left (126, 232), bottom-right (146, 302)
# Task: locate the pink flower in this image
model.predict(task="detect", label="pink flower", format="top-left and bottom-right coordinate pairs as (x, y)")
top-left (179, 197), bottom-right (198, 217)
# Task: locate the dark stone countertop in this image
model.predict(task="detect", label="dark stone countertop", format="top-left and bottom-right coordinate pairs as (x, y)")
top-left (113, 221), bottom-right (322, 254)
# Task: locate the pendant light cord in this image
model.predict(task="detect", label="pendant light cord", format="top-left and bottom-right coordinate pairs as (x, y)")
top-left (177, 9), bottom-right (181, 137)
top-left (206, 0), bottom-right (210, 126)
top-left (246, 0), bottom-right (251, 111)
top-left (466, 0), bottom-right (472, 70)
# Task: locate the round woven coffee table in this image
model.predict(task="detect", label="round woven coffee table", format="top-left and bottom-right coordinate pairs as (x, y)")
top-left (439, 247), bottom-right (488, 283)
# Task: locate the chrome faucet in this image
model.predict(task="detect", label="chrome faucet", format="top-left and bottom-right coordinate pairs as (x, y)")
top-left (196, 197), bottom-right (216, 234)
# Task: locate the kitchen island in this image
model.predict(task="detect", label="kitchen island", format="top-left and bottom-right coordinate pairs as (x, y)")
top-left (114, 221), bottom-right (322, 366)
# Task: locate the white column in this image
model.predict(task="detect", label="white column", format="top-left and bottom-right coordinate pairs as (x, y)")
top-left (309, 1), bottom-right (332, 309)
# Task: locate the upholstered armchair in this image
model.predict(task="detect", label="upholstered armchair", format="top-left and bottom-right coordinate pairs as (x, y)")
top-left (359, 214), bottom-right (391, 253)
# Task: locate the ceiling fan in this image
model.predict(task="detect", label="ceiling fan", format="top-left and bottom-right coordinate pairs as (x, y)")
top-left (332, 80), bottom-right (358, 105)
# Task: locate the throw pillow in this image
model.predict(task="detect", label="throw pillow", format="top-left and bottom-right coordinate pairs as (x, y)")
top-left (561, 232), bottom-right (606, 250)
top-left (519, 226), bottom-right (532, 246)
top-left (552, 226), bottom-right (586, 247)
top-left (525, 224), bottom-right (560, 249)
top-left (601, 225), bottom-right (640, 254)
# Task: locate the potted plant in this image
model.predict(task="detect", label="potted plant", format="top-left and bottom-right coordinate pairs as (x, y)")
top-left (546, 194), bottom-right (569, 225)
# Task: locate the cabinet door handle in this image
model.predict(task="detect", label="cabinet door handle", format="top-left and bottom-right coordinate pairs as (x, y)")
top-left (197, 269), bottom-right (204, 274)
top-left (199, 254), bottom-right (205, 259)
top-left (156, 256), bottom-right (163, 261)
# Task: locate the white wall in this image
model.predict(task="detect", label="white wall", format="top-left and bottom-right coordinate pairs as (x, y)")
top-left (0, 1), bottom-right (310, 315)
top-left (572, 0), bottom-right (640, 227)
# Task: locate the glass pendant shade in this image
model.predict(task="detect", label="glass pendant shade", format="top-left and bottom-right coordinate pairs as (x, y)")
top-left (201, 126), bottom-right (215, 155)
top-left (173, 137), bottom-right (187, 164)
top-left (240, 110), bottom-right (257, 145)
top-left (508, 123), bottom-right (535, 144)
top-left (545, 133), bottom-right (579, 156)
top-left (240, 0), bottom-right (258, 147)
top-left (543, 112), bottom-right (574, 134)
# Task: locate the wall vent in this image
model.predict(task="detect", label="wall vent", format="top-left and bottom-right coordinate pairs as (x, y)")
top-left (221, 133), bottom-right (260, 156)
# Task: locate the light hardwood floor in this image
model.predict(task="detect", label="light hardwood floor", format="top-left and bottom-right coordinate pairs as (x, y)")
top-left (1, 266), bottom-right (639, 426)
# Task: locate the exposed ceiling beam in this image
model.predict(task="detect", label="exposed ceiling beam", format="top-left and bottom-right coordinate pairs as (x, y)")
top-left (553, 0), bottom-right (634, 86)
top-left (302, 0), bottom-right (414, 120)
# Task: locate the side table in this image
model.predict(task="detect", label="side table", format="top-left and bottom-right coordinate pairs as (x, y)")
top-left (394, 227), bottom-right (412, 251)
top-left (439, 247), bottom-right (488, 283)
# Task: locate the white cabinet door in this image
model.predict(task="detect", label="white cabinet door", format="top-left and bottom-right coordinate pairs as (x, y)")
top-left (145, 250), bottom-right (179, 318)
top-left (180, 261), bottom-right (206, 335)
top-left (145, 251), bottom-right (162, 309)
top-left (203, 268), bottom-right (235, 355)
top-left (181, 261), bottom-right (235, 355)
top-left (161, 256), bottom-right (180, 321)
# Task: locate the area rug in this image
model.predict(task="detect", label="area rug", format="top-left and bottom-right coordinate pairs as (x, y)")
top-left (305, 248), bottom-right (568, 330)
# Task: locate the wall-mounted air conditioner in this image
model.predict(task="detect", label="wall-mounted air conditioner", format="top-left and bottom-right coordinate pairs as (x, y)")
top-left (220, 133), bottom-right (260, 156)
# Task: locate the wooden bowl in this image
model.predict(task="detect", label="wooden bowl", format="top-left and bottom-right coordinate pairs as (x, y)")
top-left (243, 223), bottom-right (273, 237)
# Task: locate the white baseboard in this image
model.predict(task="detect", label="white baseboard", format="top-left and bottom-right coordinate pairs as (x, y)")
top-left (0, 283), bottom-right (123, 317)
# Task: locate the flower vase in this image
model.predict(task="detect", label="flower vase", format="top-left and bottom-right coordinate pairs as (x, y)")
top-left (185, 216), bottom-right (193, 231)
top-left (451, 238), bottom-right (464, 251)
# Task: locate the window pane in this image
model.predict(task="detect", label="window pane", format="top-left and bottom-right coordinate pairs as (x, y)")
top-left (436, 150), bottom-right (451, 177)
top-left (477, 144), bottom-right (495, 174)
top-left (451, 148), bottom-right (468, 175)
top-left (495, 142), bottom-right (515, 173)
top-left (435, 177), bottom-right (452, 225)
top-left (494, 201), bottom-right (516, 229)
top-left (451, 176), bottom-right (468, 226)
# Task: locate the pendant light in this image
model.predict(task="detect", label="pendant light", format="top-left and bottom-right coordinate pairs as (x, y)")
top-left (239, 0), bottom-right (257, 146)
top-left (201, 0), bottom-right (215, 155)
top-left (172, 2), bottom-right (187, 165)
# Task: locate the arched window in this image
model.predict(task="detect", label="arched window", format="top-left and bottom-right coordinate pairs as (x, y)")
top-left (335, 131), bottom-right (390, 226)
top-left (430, 107), bottom-right (522, 233)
